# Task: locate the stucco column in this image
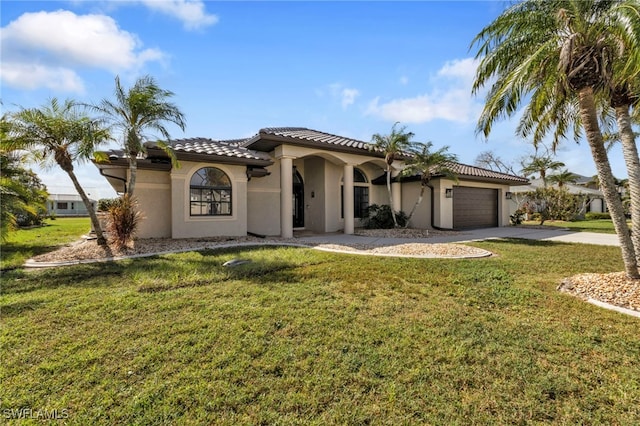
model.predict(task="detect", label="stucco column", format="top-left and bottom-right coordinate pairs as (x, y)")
top-left (280, 156), bottom-right (294, 238)
top-left (392, 180), bottom-right (402, 213)
top-left (343, 164), bottom-right (354, 234)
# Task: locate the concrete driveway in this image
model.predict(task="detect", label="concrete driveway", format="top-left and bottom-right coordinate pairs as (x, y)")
top-left (296, 227), bottom-right (620, 247)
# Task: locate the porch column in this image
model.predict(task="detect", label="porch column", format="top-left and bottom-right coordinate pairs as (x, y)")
top-left (343, 164), bottom-right (354, 234)
top-left (280, 156), bottom-right (294, 238)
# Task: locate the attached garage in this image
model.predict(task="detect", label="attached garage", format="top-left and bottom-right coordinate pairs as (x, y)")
top-left (453, 186), bottom-right (498, 229)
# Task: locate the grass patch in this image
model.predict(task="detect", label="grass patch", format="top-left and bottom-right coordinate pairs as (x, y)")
top-left (2, 238), bottom-right (639, 424)
top-left (0, 217), bottom-right (90, 271)
top-left (523, 219), bottom-right (626, 234)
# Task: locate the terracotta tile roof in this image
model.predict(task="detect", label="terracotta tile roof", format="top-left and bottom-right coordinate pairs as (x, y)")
top-left (167, 138), bottom-right (271, 162)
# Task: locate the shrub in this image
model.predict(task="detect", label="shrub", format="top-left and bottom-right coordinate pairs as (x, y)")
top-left (510, 209), bottom-right (525, 225)
top-left (522, 187), bottom-right (587, 224)
top-left (360, 204), bottom-right (408, 229)
top-left (98, 198), bottom-right (118, 212)
top-left (585, 212), bottom-right (611, 220)
top-left (107, 195), bottom-right (141, 249)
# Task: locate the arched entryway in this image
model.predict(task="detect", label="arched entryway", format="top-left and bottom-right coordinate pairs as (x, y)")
top-left (293, 169), bottom-right (304, 228)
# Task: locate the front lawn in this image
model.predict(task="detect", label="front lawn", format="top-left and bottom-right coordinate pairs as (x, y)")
top-left (2, 238), bottom-right (639, 424)
top-left (0, 217), bottom-right (91, 270)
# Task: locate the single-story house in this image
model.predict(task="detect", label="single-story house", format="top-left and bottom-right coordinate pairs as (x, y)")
top-left (47, 194), bottom-right (96, 217)
top-left (94, 127), bottom-right (528, 239)
top-left (508, 178), bottom-right (606, 217)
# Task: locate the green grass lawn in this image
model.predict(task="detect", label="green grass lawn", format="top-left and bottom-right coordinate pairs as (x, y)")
top-left (523, 219), bottom-right (625, 234)
top-left (0, 217), bottom-right (91, 271)
top-left (2, 225), bottom-right (639, 424)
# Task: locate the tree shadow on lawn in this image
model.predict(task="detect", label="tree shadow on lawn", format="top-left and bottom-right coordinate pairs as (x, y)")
top-left (3, 263), bottom-right (126, 295)
top-left (482, 237), bottom-right (573, 248)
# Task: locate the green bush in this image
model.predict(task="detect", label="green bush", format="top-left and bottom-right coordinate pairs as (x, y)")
top-left (522, 187), bottom-right (587, 224)
top-left (98, 198), bottom-right (118, 212)
top-left (360, 204), bottom-right (408, 229)
top-left (585, 212), bottom-right (611, 220)
top-left (510, 209), bottom-right (525, 225)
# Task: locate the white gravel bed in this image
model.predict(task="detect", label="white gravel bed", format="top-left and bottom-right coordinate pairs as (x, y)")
top-left (559, 272), bottom-right (640, 313)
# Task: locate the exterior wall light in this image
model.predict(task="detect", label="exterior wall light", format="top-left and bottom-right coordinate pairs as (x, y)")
top-left (505, 191), bottom-right (513, 199)
top-left (445, 188), bottom-right (453, 198)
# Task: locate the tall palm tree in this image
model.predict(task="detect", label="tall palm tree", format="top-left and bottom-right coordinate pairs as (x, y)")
top-left (92, 75), bottom-right (186, 196)
top-left (370, 122), bottom-right (416, 227)
top-left (472, 0), bottom-right (640, 278)
top-left (399, 142), bottom-right (458, 226)
top-left (610, 77), bottom-right (640, 258)
top-left (520, 155), bottom-right (565, 186)
top-left (548, 169), bottom-right (579, 188)
top-left (2, 98), bottom-right (110, 245)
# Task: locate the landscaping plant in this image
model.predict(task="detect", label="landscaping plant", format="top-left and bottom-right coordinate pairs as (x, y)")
top-left (107, 194), bottom-right (141, 249)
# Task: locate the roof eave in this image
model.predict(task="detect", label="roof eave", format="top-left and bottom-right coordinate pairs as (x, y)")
top-left (245, 133), bottom-right (386, 158)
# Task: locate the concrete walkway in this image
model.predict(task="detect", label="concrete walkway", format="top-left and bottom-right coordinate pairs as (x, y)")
top-left (296, 227), bottom-right (620, 247)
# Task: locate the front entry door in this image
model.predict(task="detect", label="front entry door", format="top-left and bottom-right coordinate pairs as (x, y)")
top-left (293, 170), bottom-right (304, 228)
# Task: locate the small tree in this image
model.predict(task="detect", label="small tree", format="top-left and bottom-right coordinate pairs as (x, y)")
top-left (93, 75), bottom-right (186, 196)
top-left (370, 123), bottom-right (416, 227)
top-left (520, 154), bottom-right (565, 186)
top-left (2, 98), bottom-right (110, 245)
top-left (399, 142), bottom-right (458, 227)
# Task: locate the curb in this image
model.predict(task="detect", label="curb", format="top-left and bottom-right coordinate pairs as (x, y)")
top-left (587, 298), bottom-right (640, 318)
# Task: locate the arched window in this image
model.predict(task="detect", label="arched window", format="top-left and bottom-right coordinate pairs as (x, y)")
top-left (341, 168), bottom-right (370, 219)
top-left (190, 167), bottom-right (232, 216)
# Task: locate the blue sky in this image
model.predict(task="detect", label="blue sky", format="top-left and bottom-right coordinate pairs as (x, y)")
top-left (1, 0), bottom-right (628, 199)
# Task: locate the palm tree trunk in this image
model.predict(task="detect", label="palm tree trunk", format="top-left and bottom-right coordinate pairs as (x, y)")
top-left (66, 169), bottom-right (108, 246)
top-left (578, 88), bottom-right (638, 279)
top-left (614, 104), bottom-right (640, 261)
top-left (386, 166), bottom-right (398, 227)
top-left (128, 155), bottom-right (138, 196)
top-left (405, 183), bottom-right (426, 227)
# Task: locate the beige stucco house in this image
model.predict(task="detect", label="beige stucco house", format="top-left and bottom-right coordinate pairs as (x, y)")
top-left (95, 127), bottom-right (528, 239)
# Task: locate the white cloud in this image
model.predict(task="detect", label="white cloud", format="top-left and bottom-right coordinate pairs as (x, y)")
top-left (324, 83), bottom-right (359, 109)
top-left (340, 88), bottom-right (359, 109)
top-left (141, 0), bottom-right (218, 30)
top-left (0, 10), bottom-right (165, 92)
top-left (437, 58), bottom-right (479, 81)
top-left (366, 57), bottom-right (482, 124)
top-left (1, 63), bottom-right (85, 92)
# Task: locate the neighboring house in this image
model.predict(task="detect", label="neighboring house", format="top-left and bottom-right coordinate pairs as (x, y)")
top-left (508, 178), bottom-right (606, 216)
top-left (94, 127), bottom-right (528, 239)
top-left (47, 194), bottom-right (96, 217)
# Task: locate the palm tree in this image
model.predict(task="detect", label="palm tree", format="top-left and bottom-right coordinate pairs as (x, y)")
top-left (520, 155), bottom-right (565, 186)
top-left (610, 78), bottom-right (640, 258)
top-left (471, 0), bottom-right (640, 278)
top-left (548, 169), bottom-right (579, 188)
top-left (92, 75), bottom-right (186, 196)
top-left (370, 122), bottom-right (416, 227)
top-left (2, 98), bottom-right (110, 245)
top-left (400, 142), bottom-right (458, 226)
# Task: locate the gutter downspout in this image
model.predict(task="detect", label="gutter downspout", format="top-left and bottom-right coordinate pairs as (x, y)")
top-left (99, 169), bottom-right (127, 194)
top-left (428, 183), bottom-right (454, 231)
